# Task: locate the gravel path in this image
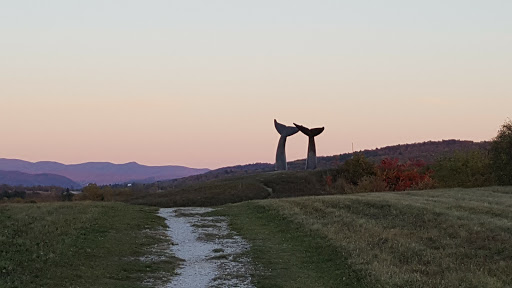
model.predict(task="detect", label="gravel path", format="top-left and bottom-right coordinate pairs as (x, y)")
top-left (158, 207), bottom-right (254, 288)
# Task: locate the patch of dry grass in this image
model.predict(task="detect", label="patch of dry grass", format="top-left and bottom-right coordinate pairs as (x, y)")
top-left (253, 186), bottom-right (512, 287)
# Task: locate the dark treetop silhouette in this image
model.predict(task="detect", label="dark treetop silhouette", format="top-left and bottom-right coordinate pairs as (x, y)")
top-left (274, 119), bottom-right (299, 170)
top-left (294, 123), bottom-right (324, 170)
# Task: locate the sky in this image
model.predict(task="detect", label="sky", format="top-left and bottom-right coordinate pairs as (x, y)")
top-left (1, 0), bottom-right (511, 169)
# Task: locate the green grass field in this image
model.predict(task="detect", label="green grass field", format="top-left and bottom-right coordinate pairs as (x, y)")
top-left (2, 186), bottom-right (511, 287)
top-left (0, 202), bottom-right (179, 288)
top-left (215, 186), bottom-right (512, 288)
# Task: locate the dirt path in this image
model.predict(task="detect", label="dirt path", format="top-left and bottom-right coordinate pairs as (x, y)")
top-left (158, 207), bottom-right (254, 288)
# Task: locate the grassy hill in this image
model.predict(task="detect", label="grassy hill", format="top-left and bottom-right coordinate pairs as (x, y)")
top-left (126, 170), bottom-right (332, 207)
top-left (115, 139), bottom-right (491, 208)
top-left (153, 139), bottom-right (489, 188)
top-left (214, 186), bottom-right (512, 287)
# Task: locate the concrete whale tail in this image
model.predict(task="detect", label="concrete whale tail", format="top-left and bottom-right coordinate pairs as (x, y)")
top-left (294, 123), bottom-right (325, 170)
top-left (293, 123), bottom-right (324, 137)
top-left (275, 119), bottom-right (299, 137)
top-left (274, 119), bottom-right (299, 171)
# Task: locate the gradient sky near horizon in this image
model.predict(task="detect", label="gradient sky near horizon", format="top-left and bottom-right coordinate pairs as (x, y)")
top-left (1, 1), bottom-right (511, 169)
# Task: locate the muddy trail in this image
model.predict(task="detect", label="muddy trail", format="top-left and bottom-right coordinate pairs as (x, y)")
top-left (158, 207), bottom-right (254, 288)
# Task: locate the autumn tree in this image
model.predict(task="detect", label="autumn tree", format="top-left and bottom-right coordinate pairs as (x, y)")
top-left (82, 184), bottom-right (103, 201)
top-left (101, 186), bottom-right (114, 201)
top-left (490, 119), bottom-right (512, 185)
top-left (378, 158), bottom-right (433, 191)
top-left (432, 150), bottom-right (494, 188)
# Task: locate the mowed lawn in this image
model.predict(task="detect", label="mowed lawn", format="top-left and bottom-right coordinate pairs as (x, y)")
top-left (217, 186), bottom-right (512, 288)
top-left (0, 202), bottom-right (178, 288)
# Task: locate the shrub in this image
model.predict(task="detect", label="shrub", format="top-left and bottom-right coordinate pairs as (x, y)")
top-left (432, 150), bottom-right (494, 188)
top-left (338, 153), bottom-right (376, 185)
top-left (0, 190), bottom-right (26, 199)
top-left (11, 198), bottom-right (25, 204)
top-left (356, 176), bottom-right (388, 193)
top-left (325, 175), bottom-right (333, 189)
top-left (332, 178), bottom-right (357, 194)
top-left (61, 188), bottom-right (74, 201)
top-left (378, 158), bottom-right (433, 191)
top-left (79, 184), bottom-right (103, 201)
top-left (101, 186), bottom-right (114, 201)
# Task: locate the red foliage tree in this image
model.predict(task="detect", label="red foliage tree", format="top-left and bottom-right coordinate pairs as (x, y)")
top-left (378, 158), bottom-right (433, 191)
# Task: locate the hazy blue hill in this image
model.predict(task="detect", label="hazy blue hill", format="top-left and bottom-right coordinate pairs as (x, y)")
top-left (0, 159), bottom-right (210, 186)
top-left (0, 170), bottom-right (81, 188)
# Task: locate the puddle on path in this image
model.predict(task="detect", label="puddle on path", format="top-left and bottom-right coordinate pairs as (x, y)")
top-left (158, 207), bottom-right (254, 288)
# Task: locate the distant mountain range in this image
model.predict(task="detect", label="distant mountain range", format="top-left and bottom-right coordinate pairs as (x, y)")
top-left (0, 159), bottom-right (210, 187)
top-left (0, 170), bottom-right (81, 188)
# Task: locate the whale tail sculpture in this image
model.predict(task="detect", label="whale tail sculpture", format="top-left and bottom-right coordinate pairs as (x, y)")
top-left (274, 119), bottom-right (299, 171)
top-left (275, 119), bottom-right (299, 137)
top-left (294, 123), bottom-right (324, 170)
top-left (294, 125), bottom-right (324, 138)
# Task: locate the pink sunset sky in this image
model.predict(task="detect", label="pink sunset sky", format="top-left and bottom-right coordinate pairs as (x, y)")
top-left (1, 1), bottom-right (511, 169)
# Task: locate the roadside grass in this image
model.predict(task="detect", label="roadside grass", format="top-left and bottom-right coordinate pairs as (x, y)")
top-left (0, 202), bottom-right (179, 288)
top-left (217, 186), bottom-right (512, 288)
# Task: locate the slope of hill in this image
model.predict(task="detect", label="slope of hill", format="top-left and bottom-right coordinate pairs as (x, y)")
top-left (214, 187), bottom-right (512, 287)
top-left (0, 170), bottom-right (81, 188)
top-left (0, 159), bottom-right (210, 186)
top-left (157, 139), bottom-right (490, 188)
top-left (126, 170), bottom-right (329, 207)
top-left (306, 139), bottom-right (491, 170)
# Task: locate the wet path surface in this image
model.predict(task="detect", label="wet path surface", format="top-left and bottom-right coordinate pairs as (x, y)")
top-left (158, 208), bottom-right (254, 288)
